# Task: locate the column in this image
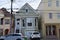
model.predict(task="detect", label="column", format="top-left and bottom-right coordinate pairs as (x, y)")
top-left (51, 25), bottom-right (53, 35)
top-left (36, 17), bottom-right (38, 31)
top-left (46, 26), bottom-right (49, 36)
top-left (20, 18), bottom-right (22, 33)
top-left (14, 18), bottom-right (17, 33)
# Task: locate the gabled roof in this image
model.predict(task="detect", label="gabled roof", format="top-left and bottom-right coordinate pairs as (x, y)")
top-left (0, 8), bottom-right (13, 17)
top-left (16, 3), bottom-right (36, 14)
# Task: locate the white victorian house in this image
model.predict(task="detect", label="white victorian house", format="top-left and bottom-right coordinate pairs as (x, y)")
top-left (15, 3), bottom-right (39, 37)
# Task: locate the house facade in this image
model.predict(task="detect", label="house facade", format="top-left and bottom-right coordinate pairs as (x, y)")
top-left (38, 0), bottom-right (60, 40)
top-left (0, 8), bottom-right (14, 36)
top-left (15, 3), bottom-right (39, 37)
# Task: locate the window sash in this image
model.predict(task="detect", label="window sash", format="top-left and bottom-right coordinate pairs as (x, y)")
top-left (56, 1), bottom-right (59, 7)
top-left (28, 23), bottom-right (32, 26)
top-left (49, 13), bottom-right (52, 19)
top-left (48, 0), bottom-right (52, 7)
top-left (5, 19), bottom-right (10, 24)
top-left (57, 13), bottom-right (60, 18)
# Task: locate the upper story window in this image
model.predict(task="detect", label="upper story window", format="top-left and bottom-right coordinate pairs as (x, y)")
top-left (17, 22), bottom-right (19, 25)
top-left (27, 18), bottom-right (33, 26)
top-left (35, 18), bottom-right (36, 26)
top-left (17, 19), bottom-right (20, 21)
top-left (57, 13), bottom-right (60, 18)
top-left (0, 18), bottom-right (3, 25)
top-left (26, 9), bottom-right (28, 12)
top-left (22, 19), bottom-right (26, 27)
top-left (56, 0), bottom-right (59, 7)
top-left (35, 18), bottom-right (38, 26)
top-left (49, 13), bottom-right (52, 19)
top-left (48, 0), bottom-right (52, 7)
top-left (5, 19), bottom-right (10, 24)
top-left (28, 23), bottom-right (32, 26)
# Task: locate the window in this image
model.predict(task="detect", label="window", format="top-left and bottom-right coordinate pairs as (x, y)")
top-left (17, 22), bottom-right (19, 25)
top-left (5, 19), bottom-right (10, 24)
top-left (46, 25), bottom-right (56, 36)
top-left (0, 18), bottom-right (3, 25)
top-left (17, 19), bottom-right (20, 21)
top-left (49, 13), bottom-right (52, 19)
top-left (28, 23), bottom-right (32, 26)
top-left (1, 18), bottom-right (3, 24)
top-left (48, 0), bottom-right (52, 7)
top-left (22, 19), bottom-right (26, 27)
top-left (35, 18), bottom-right (36, 26)
top-left (56, 0), bottom-right (59, 7)
top-left (57, 13), bottom-right (60, 18)
top-left (16, 29), bottom-right (19, 33)
top-left (26, 9), bottom-right (28, 12)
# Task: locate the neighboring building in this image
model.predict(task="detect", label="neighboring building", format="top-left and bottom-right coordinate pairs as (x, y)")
top-left (0, 8), bottom-right (14, 36)
top-left (15, 3), bottom-right (39, 37)
top-left (37, 0), bottom-right (60, 40)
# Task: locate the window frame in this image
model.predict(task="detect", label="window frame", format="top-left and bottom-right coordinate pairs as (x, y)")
top-left (28, 23), bottom-right (32, 26)
top-left (48, 0), bottom-right (52, 7)
top-left (56, 0), bottom-right (59, 7)
top-left (5, 19), bottom-right (10, 24)
top-left (57, 13), bottom-right (60, 19)
top-left (49, 13), bottom-right (52, 19)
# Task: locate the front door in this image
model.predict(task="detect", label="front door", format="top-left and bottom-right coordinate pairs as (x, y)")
top-left (5, 29), bottom-right (9, 35)
top-left (46, 25), bottom-right (57, 40)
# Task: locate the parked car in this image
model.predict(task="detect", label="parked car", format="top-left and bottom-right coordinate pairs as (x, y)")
top-left (30, 32), bottom-right (41, 39)
top-left (0, 36), bottom-right (5, 40)
top-left (0, 33), bottom-right (24, 40)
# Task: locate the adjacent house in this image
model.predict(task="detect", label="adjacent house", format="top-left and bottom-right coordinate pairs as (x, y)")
top-left (0, 8), bottom-right (14, 36)
top-left (38, 0), bottom-right (60, 40)
top-left (15, 3), bottom-right (39, 37)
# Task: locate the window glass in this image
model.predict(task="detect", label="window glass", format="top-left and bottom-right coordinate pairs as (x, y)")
top-left (57, 13), bottom-right (60, 18)
top-left (49, 13), bottom-right (52, 19)
top-left (28, 23), bottom-right (32, 26)
top-left (56, 0), bottom-right (59, 7)
top-left (48, 0), bottom-right (52, 7)
top-left (16, 29), bottom-right (19, 33)
top-left (17, 19), bottom-right (20, 21)
top-left (22, 18), bottom-right (26, 27)
top-left (26, 9), bottom-right (28, 12)
top-left (5, 19), bottom-right (10, 24)
top-left (0, 18), bottom-right (3, 25)
top-left (17, 22), bottom-right (19, 25)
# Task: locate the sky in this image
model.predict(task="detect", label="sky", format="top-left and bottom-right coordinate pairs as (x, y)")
top-left (0, 0), bottom-right (41, 10)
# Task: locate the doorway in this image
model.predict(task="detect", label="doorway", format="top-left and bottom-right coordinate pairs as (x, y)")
top-left (5, 29), bottom-right (9, 35)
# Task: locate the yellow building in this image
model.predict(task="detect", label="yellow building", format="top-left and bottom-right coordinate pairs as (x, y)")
top-left (0, 8), bottom-right (14, 36)
top-left (37, 0), bottom-right (60, 40)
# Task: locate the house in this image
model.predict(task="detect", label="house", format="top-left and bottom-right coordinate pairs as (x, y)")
top-left (15, 3), bottom-right (39, 37)
top-left (0, 8), bottom-right (14, 36)
top-left (37, 0), bottom-right (60, 40)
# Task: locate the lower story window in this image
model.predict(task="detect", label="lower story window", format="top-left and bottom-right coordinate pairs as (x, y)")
top-left (16, 29), bottom-right (19, 33)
